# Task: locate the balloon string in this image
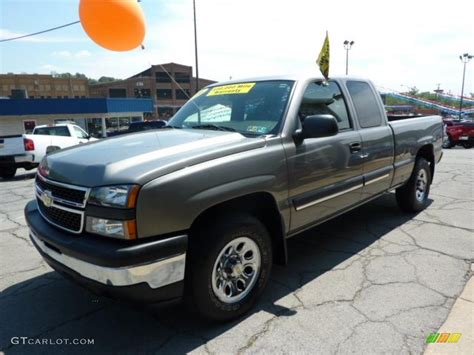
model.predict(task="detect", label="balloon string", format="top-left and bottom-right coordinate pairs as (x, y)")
top-left (0, 21), bottom-right (80, 43)
top-left (140, 45), bottom-right (202, 112)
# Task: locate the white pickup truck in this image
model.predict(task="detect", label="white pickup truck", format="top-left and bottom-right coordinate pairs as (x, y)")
top-left (0, 124), bottom-right (96, 179)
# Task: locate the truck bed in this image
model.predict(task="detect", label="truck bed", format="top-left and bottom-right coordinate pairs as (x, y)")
top-left (389, 115), bottom-right (443, 187)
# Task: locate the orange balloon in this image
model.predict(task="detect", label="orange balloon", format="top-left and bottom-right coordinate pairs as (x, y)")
top-left (79, 0), bottom-right (146, 51)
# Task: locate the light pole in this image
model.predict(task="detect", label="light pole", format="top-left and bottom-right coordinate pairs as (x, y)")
top-left (343, 40), bottom-right (354, 75)
top-left (458, 53), bottom-right (473, 119)
top-left (193, 0), bottom-right (199, 94)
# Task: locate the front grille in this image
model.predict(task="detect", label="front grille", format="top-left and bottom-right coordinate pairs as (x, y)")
top-left (35, 174), bottom-right (89, 234)
top-left (37, 198), bottom-right (82, 233)
top-left (36, 175), bottom-right (86, 205)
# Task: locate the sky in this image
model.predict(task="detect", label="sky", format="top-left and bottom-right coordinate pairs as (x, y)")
top-left (0, 0), bottom-right (473, 95)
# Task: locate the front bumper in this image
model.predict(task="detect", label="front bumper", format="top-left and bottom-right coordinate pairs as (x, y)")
top-left (25, 200), bottom-right (188, 303)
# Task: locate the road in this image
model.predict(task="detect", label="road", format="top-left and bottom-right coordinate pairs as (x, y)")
top-left (0, 149), bottom-right (472, 354)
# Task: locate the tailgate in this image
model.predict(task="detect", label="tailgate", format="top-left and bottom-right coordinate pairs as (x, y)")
top-left (0, 135), bottom-right (25, 156)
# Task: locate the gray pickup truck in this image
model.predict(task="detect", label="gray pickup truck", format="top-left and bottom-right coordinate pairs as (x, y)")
top-left (25, 76), bottom-right (443, 321)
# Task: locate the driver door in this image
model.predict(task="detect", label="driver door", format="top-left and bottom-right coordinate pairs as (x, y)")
top-left (286, 81), bottom-right (365, 233)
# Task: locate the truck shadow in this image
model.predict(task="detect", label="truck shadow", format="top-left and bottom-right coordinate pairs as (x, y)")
top-left (0, 193), bottom-right (429, 354)
top-left (0, 169), bottom-right (36, 182)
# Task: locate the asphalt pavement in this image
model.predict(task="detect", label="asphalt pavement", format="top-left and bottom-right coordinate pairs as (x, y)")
top-left (0, 149), bottom-right (472, 354)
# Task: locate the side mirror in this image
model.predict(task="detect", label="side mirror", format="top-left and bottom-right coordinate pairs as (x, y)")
top-left (297, 114), bottom-right (339, 140)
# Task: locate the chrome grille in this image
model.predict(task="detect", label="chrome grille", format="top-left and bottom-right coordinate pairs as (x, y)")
top-left (37, 198), bottom-right (82, 233)
top-left (35, 174), bottom-right (90, 234)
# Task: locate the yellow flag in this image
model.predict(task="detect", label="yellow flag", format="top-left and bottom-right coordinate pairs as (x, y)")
top-left (317, 32), bottom-right (330, 79)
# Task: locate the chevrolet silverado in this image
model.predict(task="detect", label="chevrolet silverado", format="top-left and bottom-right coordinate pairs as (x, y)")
top-left (25, 76), bottom-right (443, 321)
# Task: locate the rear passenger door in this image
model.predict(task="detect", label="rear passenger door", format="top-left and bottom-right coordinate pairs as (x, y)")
top-left (345, 81), bottom-right (395, 200)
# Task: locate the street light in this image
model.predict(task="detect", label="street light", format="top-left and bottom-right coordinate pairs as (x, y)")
top-left (458, 53), bottom-right (473, 119)
top-left (343, 40), bottom-right (354, 75)
top-left (193, 0), bottom-right (199, 94)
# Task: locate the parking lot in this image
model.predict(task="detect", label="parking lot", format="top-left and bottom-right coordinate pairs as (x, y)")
top-left (0, 149), bottom-right (472, 354)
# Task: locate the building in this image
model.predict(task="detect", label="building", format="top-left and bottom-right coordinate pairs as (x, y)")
top-left (0, 98), bottom-right (153, 137)
top-left (0, 74), bottom-right (89, 99)
top-left (89, 63), bottom-right (216, 119)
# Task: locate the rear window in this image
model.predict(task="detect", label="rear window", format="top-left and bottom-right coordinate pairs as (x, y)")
top-left (33, 126), bottom-right (70, 136)
top-left (346, 81), bottom-right (384, 128)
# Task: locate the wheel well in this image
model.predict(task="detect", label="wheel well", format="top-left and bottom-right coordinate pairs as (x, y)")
top-left (417, 144), bottom-right (435, 179)
top-left (190, 192), bottom-right (287, 265)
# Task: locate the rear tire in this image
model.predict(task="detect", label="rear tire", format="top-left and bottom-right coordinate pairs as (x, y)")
top-left (0, 166), bottom-right (17, 179)
top-left (186, 214), bottom-right (272, 321)
top-left (396, 158), bottom-right (431, 213)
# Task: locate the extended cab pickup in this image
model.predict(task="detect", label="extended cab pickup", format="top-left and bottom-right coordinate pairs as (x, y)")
top-left (25, 76), bottom-right (443, 321)
top-left (0, 124), bottom-right (95, 178)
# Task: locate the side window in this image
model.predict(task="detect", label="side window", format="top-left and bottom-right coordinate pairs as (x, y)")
top-left (73, 127), bottom-right (88, 139)
top-left (299, 81), bottom-right (351, 130)
top-left (346, 81), bottom-right (383, 128)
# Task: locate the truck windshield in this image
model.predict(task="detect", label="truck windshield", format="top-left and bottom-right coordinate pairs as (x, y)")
top-left (169, 80), bottom-right (294, 136)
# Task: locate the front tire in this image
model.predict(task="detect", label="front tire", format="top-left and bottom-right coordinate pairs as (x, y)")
top-left (396, 157), bottom-right (431, 213)
top-left (0, 166), bottom-right (17, 179)
top-left (186, 214), bottom-right (272, 321)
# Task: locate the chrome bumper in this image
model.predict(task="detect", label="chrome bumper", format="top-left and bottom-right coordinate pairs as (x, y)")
top-left (14, 154), bottom-right (34, 163)
top-left (31, 231), bottom-right (186, 289)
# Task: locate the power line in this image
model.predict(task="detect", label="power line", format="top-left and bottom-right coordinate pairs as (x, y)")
top-left (0, 21), bottom-right (80, 43)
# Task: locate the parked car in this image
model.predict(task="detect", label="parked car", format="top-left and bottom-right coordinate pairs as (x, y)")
top-left (25, 76), bottom-right (443, 321)
top-left (0, 124), bottom-right (96, 178)
top-left (442, 119), bottom-right (474, 148)
top-left (107, 120), bottom-right (168, 137)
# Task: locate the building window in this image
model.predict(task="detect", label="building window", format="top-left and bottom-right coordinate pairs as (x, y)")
top-left (86, 118), bottom-right (103, 138)
top-left (134, 88), bottom-right (151, 98)
top-left (155, 72), bottom-right (172, 83)
top-left (63, 96), bottom-right (69, 99)
top-left (175, 72), bottom-right (190, 83)
top-left (109, 88), bottom-right (127, 98)
top-left (23, 120), bottom-right (36, 133)
top-left (175, 89), bottom-right (190, 100)
top-left (158, 107), bottom-right (174, 119)
top-left (157, 89), bottom-right (172, 99)
top-left (105, 117), bottom-right (131, 136)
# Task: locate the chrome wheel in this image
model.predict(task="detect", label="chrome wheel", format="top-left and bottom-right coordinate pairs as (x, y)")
top-left (415, 169), bottom-right (428, 202)
top-left (211, 237), bottom-right (261, 304)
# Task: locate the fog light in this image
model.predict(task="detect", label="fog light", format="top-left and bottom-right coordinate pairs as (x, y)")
top-left (86, 217), bottom-right (137, 240)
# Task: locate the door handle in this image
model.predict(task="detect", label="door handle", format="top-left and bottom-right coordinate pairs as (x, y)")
top-left (349, 142), bottom-right (362, 153)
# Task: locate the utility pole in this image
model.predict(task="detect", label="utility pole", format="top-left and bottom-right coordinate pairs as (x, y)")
top-left (193, 0), bottom-right (199, 94)
top-left (459, 53), bottom-right (473, 119)
top-left (343, 40), bottom-right (354, 75)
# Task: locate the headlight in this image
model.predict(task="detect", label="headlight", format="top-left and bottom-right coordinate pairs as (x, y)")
top-left (88, 185), bottom-right (140, 208)
top-left (86, 217), bottom-right (137, 240)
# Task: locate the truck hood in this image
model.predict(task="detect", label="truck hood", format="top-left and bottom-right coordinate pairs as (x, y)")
top-left (41, 129), bottom-right (267, 187)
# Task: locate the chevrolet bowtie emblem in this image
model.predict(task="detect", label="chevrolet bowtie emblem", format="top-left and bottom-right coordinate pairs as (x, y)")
top-left (41, 190), bottom-right (53, 208)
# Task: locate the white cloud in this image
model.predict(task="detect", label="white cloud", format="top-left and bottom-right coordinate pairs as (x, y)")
top-left (52, 50), bottom-right (91, 59)
top-left (52, 50), bottom-right (72, 57)
top-left (0, 28), bottom-right (86, 43)
top-left (75, 50), bottom-right (91, 58)
top-left (41, 64), bottom-right (62, 72)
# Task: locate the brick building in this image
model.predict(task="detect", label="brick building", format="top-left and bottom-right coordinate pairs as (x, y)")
top-left (0, 74), bottom-right (89, 99)
top-left (88, 63), bottom-right (215, 119)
